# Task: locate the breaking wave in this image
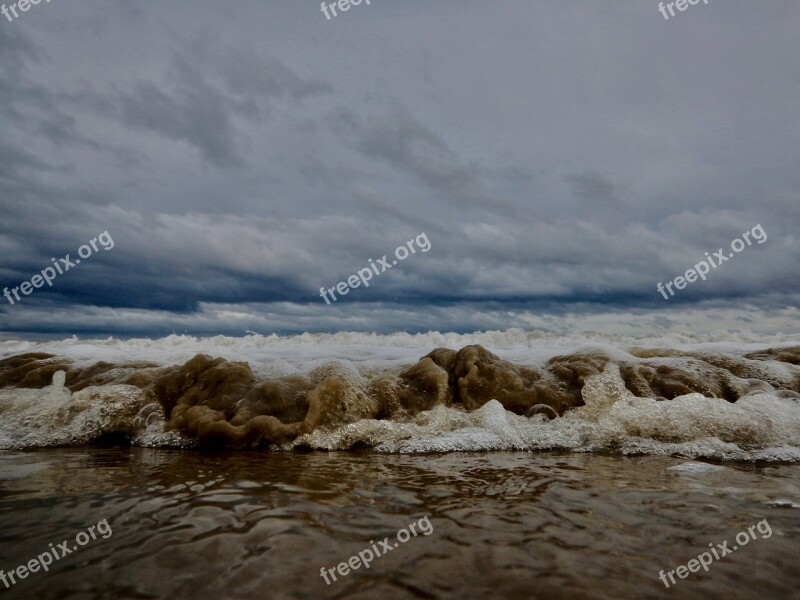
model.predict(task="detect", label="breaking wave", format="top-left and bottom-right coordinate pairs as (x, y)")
top-left (0, 334), bottom-right (798, 460)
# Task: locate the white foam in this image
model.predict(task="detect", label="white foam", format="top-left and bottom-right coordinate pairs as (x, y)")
top-left (1, 329), bottom-right (797, 376)
top-left (667, 461), bottom-right (726, 473)
top-left (765, 499), bottom-right (800, 509)
top-left (0, 371), bottom-right (190, 450)
top-left (286, 364), bottom-right (800, 461)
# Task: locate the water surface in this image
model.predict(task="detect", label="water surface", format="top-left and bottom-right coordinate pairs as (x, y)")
top-left (0, 448), bottom-right (797, 599)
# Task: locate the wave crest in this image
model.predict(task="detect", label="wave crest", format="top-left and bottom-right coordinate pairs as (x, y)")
top-left (1, 343), bottom-right (798, 459)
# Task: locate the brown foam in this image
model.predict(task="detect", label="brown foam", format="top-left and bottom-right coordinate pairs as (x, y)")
top-left (0, 353), bottom-right (160, 392)
top-left (1, 344), bottom-right (798, 449)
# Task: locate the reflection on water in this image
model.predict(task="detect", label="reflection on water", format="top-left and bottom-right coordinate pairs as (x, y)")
top-left (0, 448), bottom-right (798, 599)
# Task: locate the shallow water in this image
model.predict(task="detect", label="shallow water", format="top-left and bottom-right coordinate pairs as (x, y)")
top-left (0, 448), bottom-right (797, 599)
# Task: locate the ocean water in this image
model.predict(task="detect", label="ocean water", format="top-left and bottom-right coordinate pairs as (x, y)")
top-left (0, 449), bottom-right (798, 599)
top-left (0, 332), bottom-right (798, 598)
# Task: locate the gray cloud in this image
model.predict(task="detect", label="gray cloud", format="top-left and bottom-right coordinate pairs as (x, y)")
top-left (567, 171), bottom-right (619, 204)
top-left (86, 37), bottom-right (333, 168)
top-left (0, 0), bottom-right (798, 337)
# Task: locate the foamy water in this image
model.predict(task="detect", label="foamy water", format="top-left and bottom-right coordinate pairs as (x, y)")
top-left (1, 331), bottom-right (798, 461)
top-left (2, 329), bottom-right (799, 372)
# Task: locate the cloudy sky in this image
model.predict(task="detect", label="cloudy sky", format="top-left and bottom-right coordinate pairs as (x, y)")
top-left (0, 0), bottom-right (798, 338)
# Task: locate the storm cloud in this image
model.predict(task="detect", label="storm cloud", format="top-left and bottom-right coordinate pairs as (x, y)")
top-left (1, 0), bottom-right (798, 337)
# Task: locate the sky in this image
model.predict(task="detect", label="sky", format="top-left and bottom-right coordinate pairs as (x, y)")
top-left (1, 0), bottom-right (798, 338)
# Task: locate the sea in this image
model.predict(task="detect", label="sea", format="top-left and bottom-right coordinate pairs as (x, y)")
top-left (0, 330), bottom-right (798, 599)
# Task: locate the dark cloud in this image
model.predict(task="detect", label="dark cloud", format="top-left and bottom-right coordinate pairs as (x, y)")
top-left (84, 37), bottom-right (333, 168)
top-left (567, 171), bottom-right (619, 204)
top-left (0, 0), bottom-right (798, 337)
